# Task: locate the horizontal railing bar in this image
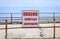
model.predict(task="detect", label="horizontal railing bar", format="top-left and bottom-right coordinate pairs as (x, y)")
top-left (0, 26), bottom-right (60, 30)
top-left (0, 12), bottom-right (60, 14)
top-left (0, 13), bottom-right (21, 14)
top-left (0, 17), bottom-right (60, 18)
top-left (12, 18), bottom-right (22, 20)
top-left (0, 17), bottom-right (22, 18)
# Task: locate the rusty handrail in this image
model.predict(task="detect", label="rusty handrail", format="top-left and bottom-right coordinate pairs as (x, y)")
top-left (0, 26), bottom-right (60, 30)
top-left (5, 20), bottom-right (8, 39)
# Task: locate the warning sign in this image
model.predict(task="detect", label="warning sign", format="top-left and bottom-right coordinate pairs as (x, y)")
top-left (22, 10), bottom-right (39, 27)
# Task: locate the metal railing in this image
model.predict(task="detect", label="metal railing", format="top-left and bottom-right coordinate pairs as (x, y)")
top-left (0, 13), bottom-right (60, 39)
top-left (0, 13), bottom-right (60, 23)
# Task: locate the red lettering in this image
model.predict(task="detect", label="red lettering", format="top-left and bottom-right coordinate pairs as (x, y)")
top-left (24, 22), bottom-right (38, 25)
top-left (25, 18), bottom-right (37, 21)
top-left (23, 12), bottom-right (38, 16)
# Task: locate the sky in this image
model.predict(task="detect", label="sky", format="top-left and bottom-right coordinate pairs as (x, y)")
top-left (0, 0), bottom-right (60, 13)
top-left (0, 0), bottom-right (60, 22)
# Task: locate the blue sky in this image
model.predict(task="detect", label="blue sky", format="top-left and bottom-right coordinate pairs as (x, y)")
top-left (0, 0), bottom-right (60, 13)
top-left (0, 0), bottom-right (60, 22)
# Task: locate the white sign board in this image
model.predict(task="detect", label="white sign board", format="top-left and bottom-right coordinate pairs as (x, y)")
top-left (22, 10), bottom-right (39, 27)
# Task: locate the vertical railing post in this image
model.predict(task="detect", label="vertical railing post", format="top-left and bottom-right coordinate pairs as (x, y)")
top-left (53, 13), bottom-right (55, 39)
top-left (5, 20), bottom-right (8, 39)
top-left (11, 13), bottom-right (13, 24)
